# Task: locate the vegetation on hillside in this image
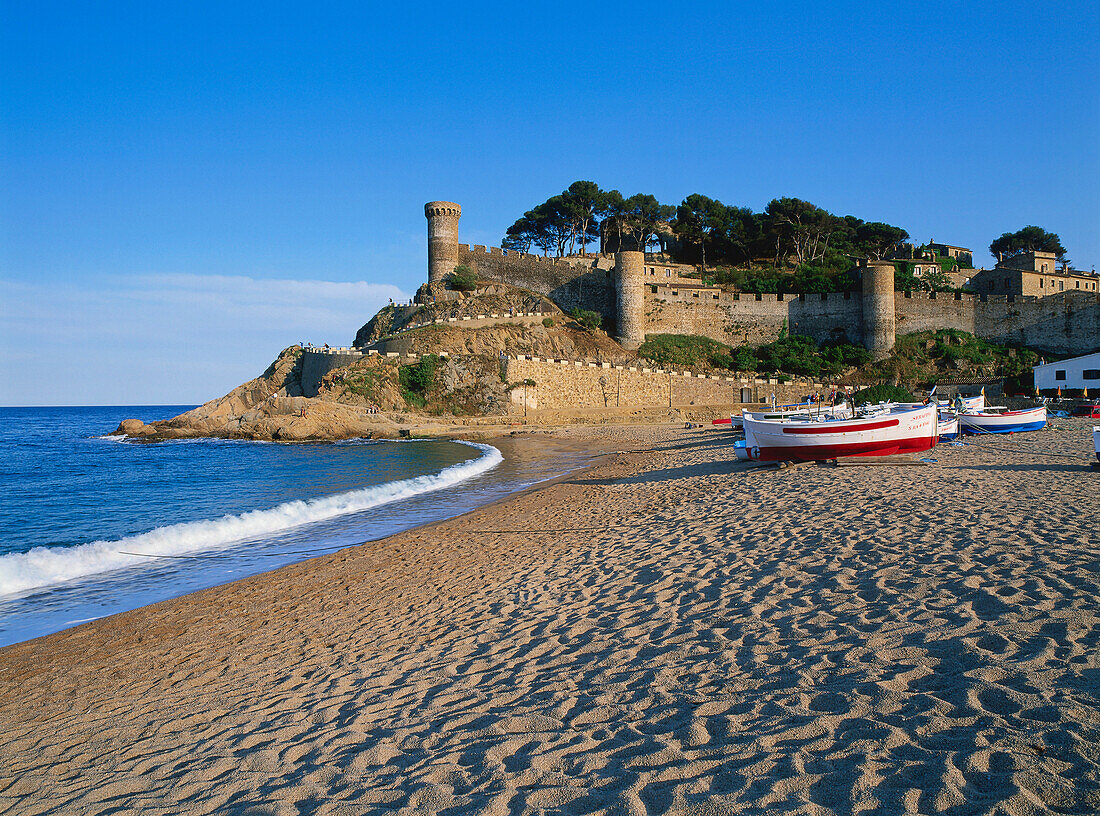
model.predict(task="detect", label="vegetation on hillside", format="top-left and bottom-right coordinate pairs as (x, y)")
top-left (637, 329), bottom-right (1045, 393)
top-left (503, 183), bottom-right (911, 275)
top-left (398, 355), bottom-right (440, 408)
top-left (500, 180), bottom-right (1070, 295)
top-left (447, 265), bottom-right (479, 291)
top-left (637, 333), bottom-right (870, 379)
top-left (567, 307), bottom-right (604, 332)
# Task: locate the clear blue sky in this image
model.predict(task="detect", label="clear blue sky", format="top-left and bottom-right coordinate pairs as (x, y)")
top-left (2, 1), bottom-right (1097, 405)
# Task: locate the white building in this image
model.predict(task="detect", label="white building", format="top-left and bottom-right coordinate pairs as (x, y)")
top-left (1033, 351), bottom-right (1100, 393)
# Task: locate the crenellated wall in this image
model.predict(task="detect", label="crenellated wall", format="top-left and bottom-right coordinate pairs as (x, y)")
top-left (644, 288), bottom-right (864, 347)
top-left (897, 290), bottom-right (1100, 354)
top-left (424, 201), bottom-right (1100, 356)
top-left (644, 284), bottom-right (1099, 354)
top-left (503, 355), bottom-right (824, 414)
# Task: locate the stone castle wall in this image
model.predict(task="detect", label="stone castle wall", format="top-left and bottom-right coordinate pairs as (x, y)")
top-left (896, 290), bottom-right (1100, 354)
top-left (503, 355), bottom-right (823, 414)
top-left (644, 288), bottom-right (864, 346)
top-left (427, 203), bottom-right (1099, 357)
top-left (456, 244), bottom-right (616, 320)
top-left (642, 285), bottom-right (1099, 354)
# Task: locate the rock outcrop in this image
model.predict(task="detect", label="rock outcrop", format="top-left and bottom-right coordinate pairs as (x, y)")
top-left (114, 347), bottom-right (401, 441)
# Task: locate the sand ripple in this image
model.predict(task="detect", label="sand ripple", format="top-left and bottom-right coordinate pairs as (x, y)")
top-left (0, 422), bottom-right (1097, 814)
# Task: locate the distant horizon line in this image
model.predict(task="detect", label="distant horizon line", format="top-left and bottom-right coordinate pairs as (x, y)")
top-left (0, 403), bottom-right (200, 410)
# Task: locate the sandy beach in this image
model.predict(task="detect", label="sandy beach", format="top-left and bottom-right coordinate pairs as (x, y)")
top-left (0, 421), bottom-right (1097, 815)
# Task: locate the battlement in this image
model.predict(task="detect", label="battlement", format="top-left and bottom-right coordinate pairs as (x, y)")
top-left (424, 201), bottom-right (461, 218)
top-left (426, 200), bottom-right (1099, 359)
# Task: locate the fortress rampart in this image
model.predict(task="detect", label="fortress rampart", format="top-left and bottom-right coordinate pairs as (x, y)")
top-left (502, 355), bottom-right (824, 414)
top-left (422, 201), bottom-right (1100, 356)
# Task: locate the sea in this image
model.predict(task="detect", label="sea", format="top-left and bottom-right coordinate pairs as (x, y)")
top-left (0, 406), bottom-right (595, 647)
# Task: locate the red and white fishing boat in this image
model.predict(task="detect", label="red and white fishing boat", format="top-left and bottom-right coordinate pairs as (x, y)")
top-left (714, 401), bottom-right (851, 429)
top-left (742, 403), bottom-right (938, 462)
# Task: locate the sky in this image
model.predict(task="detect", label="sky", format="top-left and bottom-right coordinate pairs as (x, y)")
top-left (2, 1), bottom-right (1097, 405)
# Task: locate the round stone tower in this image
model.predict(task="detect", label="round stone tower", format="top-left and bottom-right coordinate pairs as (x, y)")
top-left (862, 260), bottom-right (896, 360)
top-left (424, 201), bottom-right (462, 284)
top-left (614, 250), bottom-right (645, 350)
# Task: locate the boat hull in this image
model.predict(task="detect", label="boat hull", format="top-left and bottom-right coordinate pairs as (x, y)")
top-left (1094, 427), bottom-right (1099, 462)
top-left (959, 407), bottom-right (1047, 434)
top-left (733, 402), bottom-right (850, 429)
top-left (938, 416), bottom-right (959, 441)
top-left (743, 404), bottom-right (938, 462)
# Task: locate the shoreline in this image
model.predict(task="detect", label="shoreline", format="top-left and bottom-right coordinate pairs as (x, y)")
top-left (0, 427), bottom-right (629, 648)
top-left (1, 421), bottom-right (1097, 814)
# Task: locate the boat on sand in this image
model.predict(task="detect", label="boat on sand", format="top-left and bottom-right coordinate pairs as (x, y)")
top-left (717, 401), bottom-right (851, 429)
top-left (959, 406), bottom-right (1047, 435)
top-left (937, 412), bottom-right (960, 441)
top-left (742, 403), bottom-right (938, 462)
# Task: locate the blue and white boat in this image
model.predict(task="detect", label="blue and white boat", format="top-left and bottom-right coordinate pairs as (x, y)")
top-left (937, 411), bottom-right (960, 440)
top-left (959, 405), bottom-right (1047, 434)
top-left (1093, 427), bottom-right (1099, 463)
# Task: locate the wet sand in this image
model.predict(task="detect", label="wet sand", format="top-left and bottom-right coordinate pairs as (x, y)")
top-left (0, 421), bottom-right (1097, 815)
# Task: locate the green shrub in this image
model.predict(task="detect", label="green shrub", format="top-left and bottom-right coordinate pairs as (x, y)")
top-left (637, 334), bottom-right (728, 369)
top-left (447, 265), bottom-right (478, 291)
top-left (568, 308), bottom-right (604, 331)
top-left (638, 333), bottom-right (869, 378)
top-left (851, 384), bottom-right (916, 405)
top-left (542, 316), bottom-right (554, 327)
top-left (398, 354), bottom-right (440, 407)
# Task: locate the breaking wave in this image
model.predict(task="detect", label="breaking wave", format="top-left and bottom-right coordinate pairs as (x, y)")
top-left (0, 441), bottom-right (502, 599)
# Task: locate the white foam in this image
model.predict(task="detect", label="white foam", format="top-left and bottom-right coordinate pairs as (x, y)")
top-left (0, 441), bottom-right (502, 599)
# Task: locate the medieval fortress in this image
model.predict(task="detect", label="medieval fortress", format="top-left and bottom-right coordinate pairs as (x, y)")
top-left (300, 201), bottom-right (1098, 416)
top-left (421, 201), bottom-right (1099, 358)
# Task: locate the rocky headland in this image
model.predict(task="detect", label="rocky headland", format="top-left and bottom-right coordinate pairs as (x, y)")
top-left (113, 283), bottom-right (637, 442)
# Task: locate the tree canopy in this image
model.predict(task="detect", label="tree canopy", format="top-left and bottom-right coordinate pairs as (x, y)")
top-left (503, 182), bottom-right (914, 276)
top-left (989, 226), bottom-right (1066, 262)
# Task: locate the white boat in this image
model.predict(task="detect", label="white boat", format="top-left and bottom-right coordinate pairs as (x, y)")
top-left (938, 412), bottom-right (959, 441)
top-left (742, 403), bottom-right (938, 462)
top-left (944, 393), bottom-right (985, 412)
top-left (959, 406), bottom-right (1047, 434)
top-left (727, 401), bottom-right (851, 429)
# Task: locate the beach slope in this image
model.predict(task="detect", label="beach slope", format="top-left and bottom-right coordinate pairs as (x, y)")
top-left (0, 424), bottom-right (1097, 814)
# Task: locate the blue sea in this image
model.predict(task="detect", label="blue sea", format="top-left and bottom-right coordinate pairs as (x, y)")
top-left (0, 406), bottom-right (593, 647)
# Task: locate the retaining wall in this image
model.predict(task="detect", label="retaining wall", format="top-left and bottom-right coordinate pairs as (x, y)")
top-left (502, 355), bottom-right (823, 414)
top-left (301, 349), bottom-right (367, 397)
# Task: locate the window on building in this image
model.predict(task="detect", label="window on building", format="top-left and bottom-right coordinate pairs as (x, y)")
top-left (1039, 278), bottom-right (1044, 288)
top-left (1059, 281), bottom-right (1064, 291)
top-left (1055, 370), bottom-right (1066, 380)
top-left (665, 270), bottom-right (671, 277)
top-left (1041, 263), bottom-right (1048, 273)
top-left (1083, 370), bottom-right (1100, 380)
top-left (740, 388), bottom-right (753, 403)
top-left (1076, 281), bottom-right (1080, 288)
